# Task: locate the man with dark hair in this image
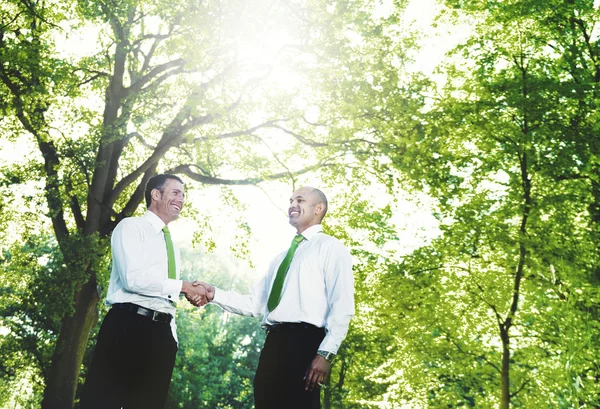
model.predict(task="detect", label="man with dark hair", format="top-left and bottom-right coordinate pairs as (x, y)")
top-left (143, 173), bottom-right (183, 208)
top-left (80, 173), bottom-right (208, 409)
top-left (197, 186), bottom-right (354, 409)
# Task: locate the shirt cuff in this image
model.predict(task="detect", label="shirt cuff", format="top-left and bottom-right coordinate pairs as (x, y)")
top-left (163, 279), bottom-right (183, 302)
top-left (318, 335), bottom-right (340, 355)
top-left (211, 287), bottom-right (223, 303)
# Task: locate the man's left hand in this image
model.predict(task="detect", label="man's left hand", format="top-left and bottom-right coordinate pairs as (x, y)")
top-left (304, 355), bottom-right (331, 392)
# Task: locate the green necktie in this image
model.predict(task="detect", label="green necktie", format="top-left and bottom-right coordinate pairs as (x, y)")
top-left (162, 226), bottom-right (176, 280)
top-left (267, 234), bottom-right (305, 312)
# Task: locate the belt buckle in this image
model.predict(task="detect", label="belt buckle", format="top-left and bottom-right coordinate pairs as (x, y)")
top-left (152, 310), bottom-right (160, 322)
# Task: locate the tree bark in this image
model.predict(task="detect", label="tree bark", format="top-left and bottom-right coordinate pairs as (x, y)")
top-left (322, 376), bottom-right (332, 409)
top-left (496, 55), bottom-right (533, 409)
top-left (499, 325), bottom-right (510, 409)
top-left (42, 278), bottom-right (100, 409)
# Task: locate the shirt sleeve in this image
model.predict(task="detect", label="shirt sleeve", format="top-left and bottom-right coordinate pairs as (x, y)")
top-left (112, 219), bottom-right (182, 299)
top-left (319, 240), bottom-right (355, 354)
top-left (211, 273), bottom-right (270, 318)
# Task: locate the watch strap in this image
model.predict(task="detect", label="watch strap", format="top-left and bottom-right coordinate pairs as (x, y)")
top-left (317, 350), bottom-right (335, 362)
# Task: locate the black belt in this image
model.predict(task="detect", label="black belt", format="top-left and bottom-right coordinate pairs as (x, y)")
top-left (113, 303), bottom-right (172, 325)
top-left (265, 322), bottom-right (321, 334)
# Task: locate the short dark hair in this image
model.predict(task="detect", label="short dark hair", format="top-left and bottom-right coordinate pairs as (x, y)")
top-left (145, 174), bottom-right (184, 208)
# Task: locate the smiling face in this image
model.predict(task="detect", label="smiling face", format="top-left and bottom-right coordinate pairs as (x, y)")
top-left (148, 178), bottom-right (185, 225)
top-left (288, 186), bottom-right (326, 234)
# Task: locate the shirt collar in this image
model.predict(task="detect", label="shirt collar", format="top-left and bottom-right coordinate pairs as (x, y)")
top-left (143, 210), bottom-right (166, 233)
top-left (299, 224), bottom-right (322, 241)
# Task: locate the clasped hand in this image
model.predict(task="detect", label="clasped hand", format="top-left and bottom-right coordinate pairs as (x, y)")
top-left (181, 280), bottom-right (215, 307)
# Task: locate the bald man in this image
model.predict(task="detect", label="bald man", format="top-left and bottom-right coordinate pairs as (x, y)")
top-left (198, 186), bottom-right (354, 409)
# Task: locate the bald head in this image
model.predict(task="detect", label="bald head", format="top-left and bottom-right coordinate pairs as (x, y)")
top-left (288, 186), bottom-right (328, 233)
top-left (309, 187), bottom-right (328, 218)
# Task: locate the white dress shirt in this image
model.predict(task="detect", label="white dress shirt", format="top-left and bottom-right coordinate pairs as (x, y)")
top-left (212, 224), bottom-right (354, 354)
top-left (106, 211), bottom-right (183, 341)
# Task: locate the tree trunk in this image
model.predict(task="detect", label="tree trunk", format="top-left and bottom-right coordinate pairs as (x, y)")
top-left (42, 279), bottom-right (99, 409)
top-left (322, 375), bottom-right (332, 409)
top-left (499, 326), bottom-right (510, 409)
top-left (590, 179), bottom-right (600, 281)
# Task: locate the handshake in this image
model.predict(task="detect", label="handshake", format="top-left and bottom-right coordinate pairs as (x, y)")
top-left (181, 280), bottom-right (215, 307)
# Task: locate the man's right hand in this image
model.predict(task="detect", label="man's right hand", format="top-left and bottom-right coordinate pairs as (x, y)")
top-left (192, 281), bottom-right (215, 302)
top-left (181, 281), bottom-right (208, 306)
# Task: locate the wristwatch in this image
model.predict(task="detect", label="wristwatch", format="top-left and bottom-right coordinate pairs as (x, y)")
top-left (317, 350), bottom-right (335, 362)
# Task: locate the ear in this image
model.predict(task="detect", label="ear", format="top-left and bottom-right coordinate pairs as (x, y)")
top-left (151, 188), bottom-right (162, 202)
top-left (315, 202), bottom-right (325, 215)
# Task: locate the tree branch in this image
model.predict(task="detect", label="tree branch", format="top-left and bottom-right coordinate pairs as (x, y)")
top-left (263, 124), bottom-right (329, 147)
top-left (473, 282), bottom-right (504, 326)
top-left (509, 378), bottom-right (531, 399)
top-left (107, 166), bottom-right (157, 235)
top-left (127, 58), bottom-right (186, 95)
top-left (0, 10), bottom-right (26, 31)
top-left (168, 162), bottom-right (334, 186)
top-left (130, 33), bottom-right (170, 48)
top-left (65, 179), bottom-right (85, 230)
top-left (129, 131), bottom-right (156, 150)
top-left (570, 17), bottom-right (600, 82)
top-left (192, 119), bottom-right (289, 143)
top-left (445, 331), bottom-right (502, 374)
top-left (0, 33), bottom-right (70, 244)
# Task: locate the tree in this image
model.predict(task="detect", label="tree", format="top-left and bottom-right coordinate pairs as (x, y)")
top-left (1, 0), bottom-right (409, 406)
top-left (359, 0), bottom-right (600, 407)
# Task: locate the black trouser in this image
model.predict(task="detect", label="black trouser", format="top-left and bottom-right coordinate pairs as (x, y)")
top-left (79, 305), bottom-right (177, 409)
top-left (254, 323), bottom-right (325, 409)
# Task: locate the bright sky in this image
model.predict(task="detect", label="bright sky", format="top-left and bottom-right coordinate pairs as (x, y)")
top-left (1, 0), bottom-right (461, 283)
top-left (169, 0), bottom-right (459, 281)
